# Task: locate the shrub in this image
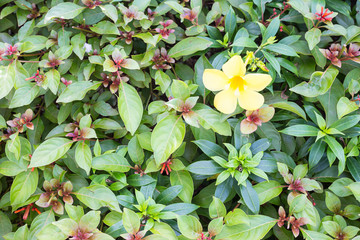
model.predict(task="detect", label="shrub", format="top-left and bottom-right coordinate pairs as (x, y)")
top-left (0, 0), bottom-right (360, 239)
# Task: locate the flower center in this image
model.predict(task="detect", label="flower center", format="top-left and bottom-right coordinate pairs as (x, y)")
top-left (229, 76), bottom-right (245, 92)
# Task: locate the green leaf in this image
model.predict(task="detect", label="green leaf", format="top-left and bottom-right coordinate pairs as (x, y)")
top-left (300, 229), bottom-right (333, 240)
top-left (93, 101), bottom-right (118, 116)
top-left (256, 122), bottom-right (281, 151)
top-left (44, 2), bottom-right (85, 23)
top-left (177, 215), bottom-right (202, 239)
top-left (209, 197), bottom-right (226, 218)
top-left (328, 178), bottom-right (354, 197)
top-left (324, 135), bottom-right (346, 174)
top-left (29, 211), bottom-right (55, 240)
top-left (336, 97), bottom-right (358, 119)
top-left (9, 85), bottom-right (40, 108)
top-left (93, 118), bottom-right (122, 130)
top-left (118, 82), bottom-right (143, 135)
top-left (309, 140), bottom-right (326, 169)
top-left (164, 1), bottom-right (184, 14)
top-left (290, 66), bottom-right (339, 97)
top-left (281, 124), bottom-right (319, 137)
top-left (264, 43), bottom-right (299, 57)
top-left (156, 185), bottom-right (183, 205)
top-left (151, 115), bottom-right (185, 165)
top-left (262, 16), bottom-right (280, 43)
top-left (99, 5), bottom-right (118, 23)
top-left (192, 140), bottom-right (228, 159)
top-left (325, 191), bottom-right (341, 212)
top-left (168, 37), bottom-right (213, 58)
top-left (193, 109), bottom-right (231, 136)
top-left (92, 153), bottom-right (131, 172)
top-left (216, 215), bottom-right (276, 239)
top-left (75, 141), bottom-right (92, 175)
top-left (57, 81), bottom-right (101, 103)
top-left (71, 33), bottom-right (86, 60)
top-left (187, 161), bottom-right (223, 175)
top-left (311, 46), bottom-right (327, 68)
top-left (45, 69), bottom-right (60, 94)
top-left (10, 168), bottom-right (38, 205)
top-left (29, 138), bottom-right (73, 168)
top-left (272, 102), bottom-right (307, 120)
top-left (305, 28), bottom-right (322, 50)
top-left (155, 70), bottom-right (171, 93)
top-left (224, 209), bottom-right (249, 226)
top-left (170, 170), bottom-right (194, 203)
top-left (128, 135), bottom-right (144, 165)
top-left (122, 208), bottom-right (140, 234)
top-left (253, 180), bottom-right (283, 205)
top-left (262, 50), bottom-right (281, 76)
top-left (330, 115), bottom-right (360, 131)
top-left (0, 211), bottom-right (13, 239)
top-left (232, 37), bottom-right (258, 48)
top-left (0, 161), bottom-right (25, 176)
top-left (225, 7), bottom-right (236, 40)
top-left (289, 194), bottom-right (307, 214)
top-left (75, 184), bottom-right (121, 212)
top-left (240, 180), bottom-right (260, 214)
top-left (53, 218), bottom-right (78, 236)
top-left (347, 182), bottom-right (360, 202)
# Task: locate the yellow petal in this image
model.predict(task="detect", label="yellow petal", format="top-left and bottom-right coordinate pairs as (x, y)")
top-left (214, 88), bottom-right (238, 114)
top-left (240, 119), bottom-right (258, 134)
top-left (203, 69), bottom-right (229, 91)
top-left (243, 73), bottom-right (272, 91)
top-left (222, 55), bottom-right (246, 78)
top-left (258, 106), bottom-right (275, 122)
top-left (238, 90), bottom-right (264, 110)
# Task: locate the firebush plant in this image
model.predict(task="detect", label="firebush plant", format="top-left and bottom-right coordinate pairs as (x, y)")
top-left (1, 0), bottom-right (360, 239)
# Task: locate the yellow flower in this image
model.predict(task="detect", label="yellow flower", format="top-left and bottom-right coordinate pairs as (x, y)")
top-left (203, 55), bottom-right (272, 114)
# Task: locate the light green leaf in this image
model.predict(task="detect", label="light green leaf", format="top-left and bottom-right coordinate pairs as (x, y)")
top-left (168, 37), bottom-right (213, 58)
top-left (177, 215), bottom-right (202, 239)
top-left (10, 168), bottom-right (38, 205)
top-left (90, 21), bottom-right (119, 35)
top-left (155, 70), bottom-right (171, 93)
top-left (170, 170), bottom-right (194, 203)
top-left (290, 66), bottom-right (339, 97)
top-left (337, 97), bottom-right (358, 119)
top-left (92, 153), bottom-right (131, 172)
top-left (75, 141), bottom-right (92, 175)
top-left (45, 69), bottom-right (60, 94)
top-left (272, 102), bottom-right (306, 120)
top-left (9, 85), bottom-right (40, 108)
top-left (215, 215), bottom-right (276, 240)
top-left (151, 115), bottom-right (185, 165)
top-left (99, 5), bottom-right (118, 23)
top-left (118, 82), bottom-right (143, 135)
top-left (347, 182), bottom-right (360, 202)
top-left (44, 2), bottom-right (85, 23)
top-left (305, 28), bottom-right (322, 50)
top-left (75, 184), bottom-right (121, 212)
top-left (56, 81), bottom-right (101, 103)
top-left (300, 229), bottom-right (333, 240)
top-left (29, 138), bottom-right (73, 168)
top-left (253, 180), bottom-right (283, 205)
top-left (122, 208), bottom-right (140, 234)
top-left (264, 43), bottom-right (299, 57)
top-left (281, 124), bottom-right (319, 137)
top-left (0, 65), bottom-right (15, 100)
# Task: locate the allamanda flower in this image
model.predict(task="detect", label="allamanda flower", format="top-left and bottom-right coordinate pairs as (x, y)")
top-left (203, 55), bottom-right (272, 114)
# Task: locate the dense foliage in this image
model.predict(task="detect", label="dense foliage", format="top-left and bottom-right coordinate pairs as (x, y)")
top-left (1, 0), bottom-right (360, 239)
